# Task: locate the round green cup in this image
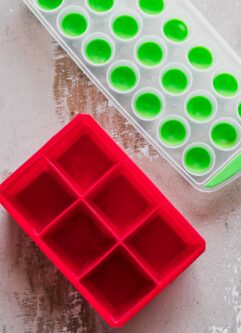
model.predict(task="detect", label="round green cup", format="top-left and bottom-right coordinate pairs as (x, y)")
top-left (136, 38), bottom-right (165, 67)
top-left (161, 66), bottom-right (190, 95)
top-left (111, 14), bottom-right (140, 40)
top-left (108, 62), bottom-right (139, 93)
top-left (37, 0), bottom-right (63, 11)
top-left (213, 73), bottom-right (239, 97)
top-left (83, 35), bottom-right (113, 65)
top-left (133, 89), bottom-right (163, 120)
top-left (210, 120), bottom-right (240, 150)
top-left (238, 103), bottom-right (241, 119)
top-left (163, 18), bottom-right (189, 42)
top-left (183, 144), bottom-right (214, 176)
top-left (86, 0), bottom-right (114, 13)
top-left (158, 117), bottom-right (189, 148)
top-left (188, 46), bottom-right (213, 70)
top-left (186, 93), bottom-right (216, 123)
top-left (60, 11), bottom-right (88, 38)
top-left (138, 0), bottom-right (165, 15)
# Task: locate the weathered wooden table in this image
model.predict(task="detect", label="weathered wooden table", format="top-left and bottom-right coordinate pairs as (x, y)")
top-left (0, 1), bottom-right (241, 332)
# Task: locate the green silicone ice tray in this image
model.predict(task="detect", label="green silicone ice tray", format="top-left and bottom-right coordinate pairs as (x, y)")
top-left (23, 0), bottom-right (241, 191)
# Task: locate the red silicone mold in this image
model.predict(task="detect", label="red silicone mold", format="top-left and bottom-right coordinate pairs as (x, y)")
top-left (0, 115), bottom-right (205, 327)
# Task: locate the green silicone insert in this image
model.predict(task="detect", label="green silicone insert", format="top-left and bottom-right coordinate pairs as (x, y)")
top-left (85, 39), bottom-right (112, 65)
top-left (205, 152), bottom-right (241, 189)
top-left (184, 146), bottom-right (213, 175)
top-left (238, 103), bottom-right (241, 118)
top-left (188, 46), bottom-right (213, 70)
top-left (163, 19), bottom-right (189, 42)
top-left (109, 65), bottom-right (138, 92)
top-left (162, 68), bottom-right (189, 94)
top-left (211, 122), bottom-right (239, 149)
top-left (213, 73), bottom-right (239, 97)
top-left (187, 96), bottom-right (214, 122)
top-left (112, 15), bottom-right (139, 40)
top-left (87, 0), bottom-right (114, 12)
top-left (138, 0), bottom-right (165, 15)
top-left (137, 41), bottom-right (164, 67)
top-left (37, 0), bottom-right (63, 10)
top-left (61, 12), bottom-right (88, 37)
top-left (159, 119), bottom-right (187, 147)
top-left (134, 92), bottom-right (162, 119)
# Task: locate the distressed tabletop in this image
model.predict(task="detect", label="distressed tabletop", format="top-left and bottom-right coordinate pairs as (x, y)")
top-left (0, 1), bottom-right (241, 332)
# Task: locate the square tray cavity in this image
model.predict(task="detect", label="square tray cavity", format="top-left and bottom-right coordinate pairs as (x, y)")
top-left (0, 115), bottom-right (205, 327)
top-left (23, 0), bottom-right (241, 191)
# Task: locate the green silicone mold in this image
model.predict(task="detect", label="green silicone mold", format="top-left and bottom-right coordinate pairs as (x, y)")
top-left (161, 67), bottom-right (190, 95)
top-left (87, 0), bottom-right (114, 13)
top-left (138, 0), bottom-right (165, 15)
top-left (60, 12), bottom-right (88, 37)
top-left (158, 117), bottom-right (189, 148)
top-left (186, 94), bottom-right (215, 123)
top-left (112, 14), bottom-right (140, 40)
top-left (238, 103), bottom-right (241, 119)
top-left (188, 46), bottom-right (213, 70)
top-left (37, 0), bottom-right (63, 11)
top-left (108, 62), bottom-right (139, 93)
top-left (211, 121), bottom-right (240, 150)
top-left (133, 89), bottom-right (163, 120)
top-left (163, 18), bottom-right (189, 43)
top-left (136, 40), bottom-right (164, 67)
top-left (83, 36), bottom-right (113, 65)
top-left (183, 145), bottom-right (214, 176)
top-left (213, 73), bottom-right (239, 97)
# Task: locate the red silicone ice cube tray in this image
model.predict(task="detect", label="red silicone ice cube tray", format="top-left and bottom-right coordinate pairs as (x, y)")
top-left (0, 114), bottom-right (205, 327)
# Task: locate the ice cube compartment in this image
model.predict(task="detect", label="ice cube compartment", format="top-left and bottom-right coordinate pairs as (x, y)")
top-left (0, 115), bottom-right (205, 327)
top-left (23, 0), bottom-right (241, 191)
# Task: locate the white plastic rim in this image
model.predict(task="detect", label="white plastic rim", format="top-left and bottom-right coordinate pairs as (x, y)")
top-left (56, 6), bottom-right (90, 40)
top-left (82, 33), bottom-right (115, 67)
top-left (34, 0), bottom-right (64, 13)
top-left (209, 117), bottom-right (241, 151)
top-left (160, 62), bottom-right (193, 97)
top-left (161, 12), bottom-right (194, 45)
top-left (84, 0), bottom-right (116, 15)
top-left (157, 115), bottom-right (191, 149)
top-left (107, 60), bottom-right (140, 94)
top-left (134, 35), bottom-right (168, 69)
top-left (186, 40), bottom-right (217, 72)
top-left (132, 87), bottom-right (165, 121)
top-left (185, 90), bottom-right (218, 124)
top-left (182, 143), bottom-right (216, 176)
top-left (109, 9), bottom-right (143, 42)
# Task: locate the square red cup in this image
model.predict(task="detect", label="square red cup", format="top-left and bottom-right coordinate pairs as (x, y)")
top-left (0, 115), bottom-right (205, 327)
